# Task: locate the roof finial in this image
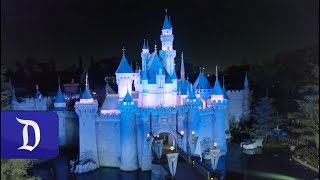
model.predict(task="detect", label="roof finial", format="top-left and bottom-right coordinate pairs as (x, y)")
top-left (215, 65), bottom-right (218, 78)
top-left (85, 72), bottom-right (88, 87)
top-left (122, 46), bottom-right (126, 56)
top-left (58, 75), bottom-right (61, 88)
top-left (36, 84), bottom-right (39, 90)
top-left (165, 9), bottom-right (168, 14)
top-left (146, 39), bottom-right (149, 49)
top-left (154, 40), bottom-right (157, 52)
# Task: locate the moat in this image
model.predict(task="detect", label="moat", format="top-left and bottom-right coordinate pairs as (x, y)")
top-left (31, 143), bottom-right (319, 180)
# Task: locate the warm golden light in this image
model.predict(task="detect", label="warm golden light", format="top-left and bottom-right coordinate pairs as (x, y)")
top-left (170, 146), bottom-right (175, 151)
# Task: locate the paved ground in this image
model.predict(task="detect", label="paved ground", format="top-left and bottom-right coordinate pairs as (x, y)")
top-left (153, 153), bottom-right (205, 180)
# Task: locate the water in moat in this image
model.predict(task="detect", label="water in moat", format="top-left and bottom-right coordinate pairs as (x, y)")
top-left (31, 143), bottom-right (319, 180)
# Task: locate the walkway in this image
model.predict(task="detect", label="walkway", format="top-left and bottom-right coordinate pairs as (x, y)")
top-left (152, 152), bottom-right (204, 180)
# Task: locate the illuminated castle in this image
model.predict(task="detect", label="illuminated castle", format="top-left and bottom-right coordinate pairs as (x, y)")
top-left (11, 10), bottom-right (250, 172)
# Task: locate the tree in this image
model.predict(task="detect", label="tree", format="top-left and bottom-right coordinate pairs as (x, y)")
top-left (252, 96), bottom-right (283, 138)
top-left (1, 64), bottom-right (37, 179)
top-left (287, 64), bottom-right (319, 147)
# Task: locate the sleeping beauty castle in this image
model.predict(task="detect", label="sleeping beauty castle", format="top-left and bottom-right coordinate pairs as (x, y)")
top-left (11, 10), bottom-right (250, 172)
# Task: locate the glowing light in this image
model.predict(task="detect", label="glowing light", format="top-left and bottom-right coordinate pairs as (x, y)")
top-left (192, 131), bottom-right (195, 135)
top-left (214, 142), bottom-right (218, 147)
top-left (146, 133), bottom-right (150, 138)
top-left (156, 134), bottom-right (160, 138)
top-left (170, 146), bottom-right (175, 151)
top-left (180, 131), bottom-right (184, 136)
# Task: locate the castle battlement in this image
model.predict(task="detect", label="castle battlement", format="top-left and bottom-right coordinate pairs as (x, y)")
top-left (97, 113), bottom-right (121, 119)
top-left (226, 90), bottom-right (243, 99)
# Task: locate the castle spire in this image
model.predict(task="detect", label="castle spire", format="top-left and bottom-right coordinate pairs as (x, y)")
top-left (243, 72), bottom-right (249, 90)
top-left (122, 46), bottom-right (126, 57)
top-left (12, 85), bottom-right (17, 102)
top-left (142, 39), bottom-right (147, 49)
top-left (162, 9), bottom-right (172, 29)
top-left (180, 52), bottom-right (185, 80)
top-left (215, 65), bottom-right (218, 78)
top-left (81, 72), bottom-right (93, 99)
top-left (212, 65), bottom-right (223, 95)
top-left (55, 76), bottom-right (66, 103)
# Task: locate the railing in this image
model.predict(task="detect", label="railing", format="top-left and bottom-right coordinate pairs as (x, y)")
top-left (176, 145), bottom-right (188, 162)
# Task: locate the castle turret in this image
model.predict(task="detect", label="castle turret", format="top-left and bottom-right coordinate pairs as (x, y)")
top-left (141, 39), bottom-right (150, 71)
top-left (242, 72), bottom-right (250, 121)
top-left (53, 77), bottom-right (67, 147)
top-left (118, 89), bottom-right (138, 171)
top-left (186, 85), bottom-right (202, 154)
top-left (159, 9), bottom-right (176, 76)
top-left (211, 66), bottom-right (228, 154)
top-left (74, 73), bottom-right (99, 166)
top-left (115, 47), bottom-right (134, 99)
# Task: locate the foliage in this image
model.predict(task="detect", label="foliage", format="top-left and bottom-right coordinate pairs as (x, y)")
top-left (252, 96), bottom-right (284, 138)
top-left (1, 65), bottom-right (12, 110)
top-left (1, 64), bottom-right (37, 180)
top-left (229, 121), bottom-right (256, 143)
top-left (294, 145), bottom-right (319, 169)
top-left (286, 64), bottom-right (319, 146)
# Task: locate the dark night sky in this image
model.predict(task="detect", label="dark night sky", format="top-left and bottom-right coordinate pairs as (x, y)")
top-left (1, 0), bottom-right (318, 73)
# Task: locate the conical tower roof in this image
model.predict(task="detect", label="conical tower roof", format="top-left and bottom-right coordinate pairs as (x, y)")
top-left (81, 73), bottom-right (93, 99)
top-left (188, 85), bottom-right (197, 99)
top-left (194, 72), bottom-right (212, 89)
top-left (115, 48), bottom-right (134, 73)
top-left (123, 89), bottom-right (133, 102)
top-left (162, 9), bottom-right (172, 29)
top-left (55, 78), bottom-right (66, 103)
top-left (222, 75), bottom-right (229, 99)
top-left (212, 66), bottom-right (224, 95)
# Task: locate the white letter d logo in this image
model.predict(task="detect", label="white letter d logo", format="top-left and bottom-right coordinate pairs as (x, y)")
top-left (16, 117), bottom-right (41, 151)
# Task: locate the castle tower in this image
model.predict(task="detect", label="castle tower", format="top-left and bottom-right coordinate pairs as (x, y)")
top-left (242, 72), bottom-right (250, 121)
top-left (211, 66), bottom-right (228, 153)
top-left (180, 52), bottom-right (185, 81)
top-left (118, 89), bottom-right (138, 171)
top-left (115, 47), bottom-right (134, 99)
top-left (74, 73), bottom-right (99, 165)
top-left (186, 85), bottom-right (202, 154)
top-left (53, 77), bottom-right (67, 147)
top-left (159, 9), bottom-right (176, 76)
top-left (141, 39), bottom-right (150, 71)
